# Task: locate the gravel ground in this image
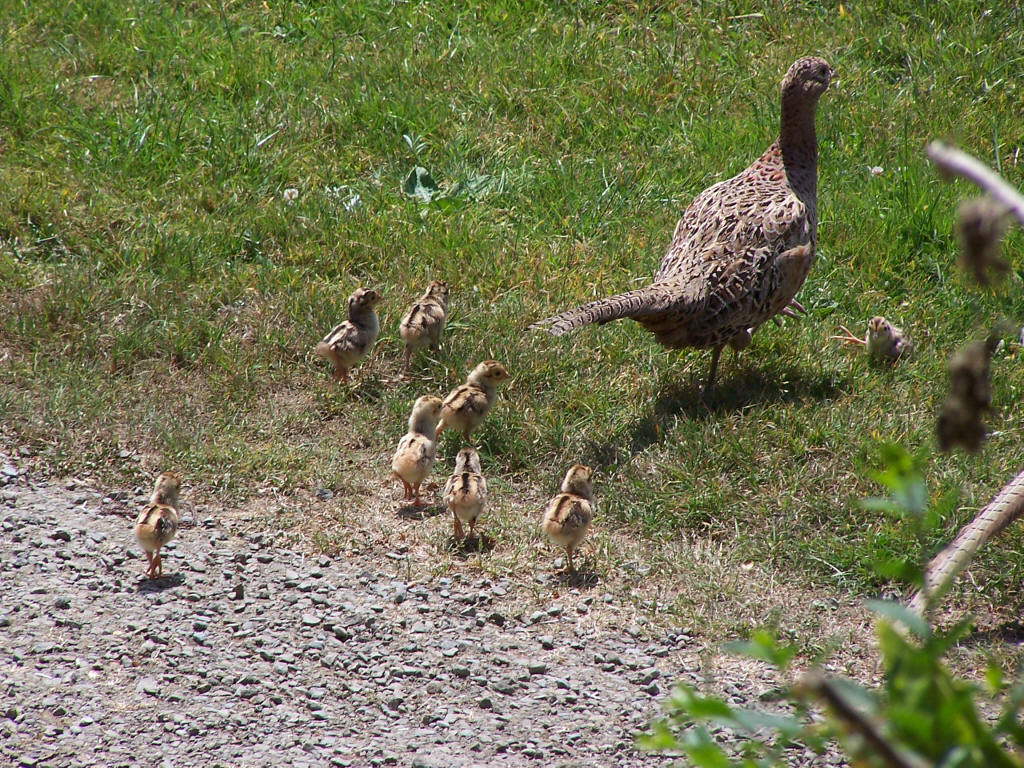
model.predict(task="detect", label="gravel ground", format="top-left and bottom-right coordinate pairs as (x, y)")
top-left (0, 455), bottom-right (839, 767)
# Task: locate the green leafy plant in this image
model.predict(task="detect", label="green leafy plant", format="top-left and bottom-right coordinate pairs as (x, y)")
top-left (641, 444), bottom-right (1024, 767)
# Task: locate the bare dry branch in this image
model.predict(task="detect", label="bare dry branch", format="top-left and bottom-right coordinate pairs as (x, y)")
top-left (909, 466), bottom-right (1024, 616)
top-left (927, 141), bottom-right (1024, 227)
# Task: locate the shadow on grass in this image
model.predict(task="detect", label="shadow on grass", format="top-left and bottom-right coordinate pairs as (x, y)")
top-left (449, 532), bottom-right (497, 559)
top-left (136, 573), bottom-right (185, 593)
top-left (583, 364), bottom-right (850, 469)
top-left (554, 564), bottom-right (600, 590)
top-left (397, 502), bottom-right (445, 521)
top-left (957, 619), bottom-right (1024, 647)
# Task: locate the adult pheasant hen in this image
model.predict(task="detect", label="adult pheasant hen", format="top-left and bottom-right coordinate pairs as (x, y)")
top-left (530, 57), bottom-right (834, 390)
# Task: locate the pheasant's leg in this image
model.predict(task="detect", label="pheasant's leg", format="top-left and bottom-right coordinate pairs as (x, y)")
top-left (434, 421), bottom-right (445, 439)
top-left (412, 484), bottom-right (425, 507)
top-left (144, 551), bottom-right (154, 578)
top-left (468, 517), bottom-right (477, 538)
top-left (452, 511), bottom-right (464, 538)
top-left (403, 347), bottom-right (412, 373)
top-left (462, 428), bottom-right (472, 443)
top-left (789, 298), bottom-right (808, 315)
top-left (153, 551), bottom-right (162, 578)
top-left (704, 346), bottom-right (723, 393)
top-left (565, 545), bottom-right (576, 573)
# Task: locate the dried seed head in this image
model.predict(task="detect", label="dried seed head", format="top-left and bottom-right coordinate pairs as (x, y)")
top-left (955, 196), bottom-right (1010, 285)
top-left (937, 338), bottom-right (997, 453)
top-left (936, 399), bottom-right (986, 453)
top-left (947, 340), bottom-right (993, 411)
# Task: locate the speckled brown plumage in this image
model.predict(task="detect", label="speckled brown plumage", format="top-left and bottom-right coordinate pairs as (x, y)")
top-left (134, 472), bottom-right (181, 579)
top-left (529, 57), bottom-right (834, 390)
top-left (541, 464), bottom-right (595, 573)
top-left (315, 288), bottom-right (382, 384)
top-left (435, 361), bottom-right (511, 443)
top-left (391, 395), bottom-right (443, 506)
top-left (399, 281), bottom-right (449, 371)
top-left (443, 447), bottom-right (487, 539)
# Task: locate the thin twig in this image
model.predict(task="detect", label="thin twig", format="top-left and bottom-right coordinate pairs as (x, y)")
top-left (801, 672), bottom-right (931, 768)
top-left (926, 141), bottom-right (1024, 227)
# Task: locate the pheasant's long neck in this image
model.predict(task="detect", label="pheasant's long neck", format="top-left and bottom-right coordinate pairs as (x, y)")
top-left (779, 94), bottom-right (818, 151)
top-left (778, 98), bottom-right (819, 225)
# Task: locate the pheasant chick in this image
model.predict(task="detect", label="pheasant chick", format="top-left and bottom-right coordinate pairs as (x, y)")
top-left (443, 447), bottom-right (488, 539)
top-left (399, 280), bottom-right (449, 371)
top-left (315, 287), bottom-right (382, 384)
top-left (134, 472), bottom-right (181, 579)
top-left (391, 395), bottom-right (443, 506)
top-left (541, 464), bottom-right (595, 573)
top-left (833, 316), bottom-right (912, 362)
top-left (435, 360), bottom-right (511, 443)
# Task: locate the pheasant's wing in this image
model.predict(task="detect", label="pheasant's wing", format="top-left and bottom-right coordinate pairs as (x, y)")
top-left (656, 165), bottom-right (811, 283)
top-left (322, 321), bottom-right (360, 350)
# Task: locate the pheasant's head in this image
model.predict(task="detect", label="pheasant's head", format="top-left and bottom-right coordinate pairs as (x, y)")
top-left (453, 447), bottom-right (482, 475)
top-left (561, 464), bottom-right (594, 499)
top-left (409, 395), bottom-right (443, 432)
top-left (348, 287), bottom-right (383, 316)
top-left (469, 360), bottom-right (511, 388)
top-left (782, 56), bottom-right (834, 101)
top-left (867, 316), bottom-right (894, 343)
top-left (425, 280), bottom-right (449, 304)
top-left (151, 472), bottom-right (181, 507)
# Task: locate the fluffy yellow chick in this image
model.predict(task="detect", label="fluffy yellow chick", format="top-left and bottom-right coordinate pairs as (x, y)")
top-left (134, 472), bottom-right (181, 579)
top-left (435, 360), bottom-right (511, 443)
top-left (315, 288), bottom-right (382, 384)
top-left (541, 464), bottom-right (595, 573)
top-left (391, 395), bottom-right (443, 506)
top-left (443, 447), bottom-right (488, 539)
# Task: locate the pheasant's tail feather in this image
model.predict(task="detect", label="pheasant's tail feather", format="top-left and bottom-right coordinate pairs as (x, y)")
top-left (909, 466), bottom-right (1024, 616)
top-left (528, 285), bottom-right (683, 336)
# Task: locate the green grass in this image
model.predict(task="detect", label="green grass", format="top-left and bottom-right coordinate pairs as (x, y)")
top-left (2, 0), bottom-right (1024, 615)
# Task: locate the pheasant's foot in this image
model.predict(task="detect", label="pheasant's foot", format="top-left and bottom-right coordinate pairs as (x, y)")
top-left (831, 325), bottom-right (866, 345)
